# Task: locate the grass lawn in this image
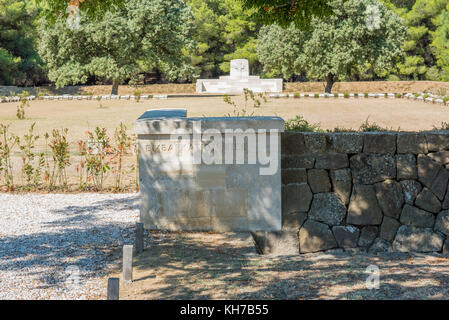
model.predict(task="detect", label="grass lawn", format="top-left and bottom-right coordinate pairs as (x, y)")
top-left (1, 96), bottom-right (449, 142)
top-left (1, 95), bottom-right (448, 190)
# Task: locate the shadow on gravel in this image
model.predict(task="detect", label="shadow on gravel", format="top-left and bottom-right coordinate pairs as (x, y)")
top-left (0, 195), bottom-right (140, 288)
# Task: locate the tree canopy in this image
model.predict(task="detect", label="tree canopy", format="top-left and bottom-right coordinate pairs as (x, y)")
top-left (188, 0), bottom-right (261, 79)
top-left (37, 0), bottom-right (195, 94)
top-left (257, 0), bottom-right (407, 92)
top-left (240, 0), bottom-right (333, 29)
top-left (0, 0), bottom-right (45, 85)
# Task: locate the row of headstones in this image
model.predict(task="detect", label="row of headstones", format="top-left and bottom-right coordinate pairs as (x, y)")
top-left (269, 92), bottom-right (449, 105)
top-left (0, 94), bottom-right (168, 103)
top-left (107, 222), bottom-right (144, 300)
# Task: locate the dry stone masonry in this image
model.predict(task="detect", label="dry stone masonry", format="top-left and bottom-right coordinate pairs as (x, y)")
top-left (255, 131), bottom-right (449, 255)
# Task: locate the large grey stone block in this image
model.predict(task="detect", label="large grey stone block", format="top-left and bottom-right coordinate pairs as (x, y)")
top-left (380, 217), bottom-right (401, 242)
top-left (281, 168), bottom-right (307, 184)
top-left (330, 168), bottom-right (352, 205)
top-left (415, 188), bottom-right (441, 213)
top-left (304, 133), bottom-right (328, 153)
top-left (393, 225), bottom-right (444, 252)
top-left (396, 154), bottom-right (417, 180)
top-left (282, 155), bottom-right (315, 169)
top-left (314, 154), bottom-right (348, 169)
top-left (331, 133), bottom-right (363, 153)
top-left (332, 226), bottom-right (360, 248)
top-left (350, 154), bottom-right (396, 184)
top-left (363, 133), bottom-right (397, 154)
top-left (358, 226), bottom-right (379, 247)
top-left (417, 154), bottom-right (449, 200)
top-left (281, 132), bottom-right (306, 155)
top-left (282, 211), bottom-right (307, 230)
top-left (400, 204), bottom-right (435, 228)
top-left (282, 183), bottom-right (312, 214)
top-left (308, 193), bottom-right (347, 226)
top-left (428, 151), bottom-right (449, 165)
top-left (374, 180), bottom-right (404, 219)
top-left (347, 184), bottom-right (383, 225)
top-left (425, 132), bottom-right (449, 152)
top-left (435, 210), bottom-right (449, 236)
top-left (298, 220), bottom-right (337, 253)
top-left (307, 169), bottom-right (331, 193)
top-left (400, 180), bottom-right (422, 205)
top-left (397, 133), bottom-right (428, 154)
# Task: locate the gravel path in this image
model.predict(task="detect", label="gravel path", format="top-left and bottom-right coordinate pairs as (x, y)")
top-left (0, 193), bottom-right (140, 300)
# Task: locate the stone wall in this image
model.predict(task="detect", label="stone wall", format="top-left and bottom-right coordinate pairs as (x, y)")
top-left (253, 131), bottom-right (449, 255)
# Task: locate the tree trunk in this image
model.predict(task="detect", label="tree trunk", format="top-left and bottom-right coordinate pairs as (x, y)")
top-left (324, 74), bottom-right (335, 94)
top-left (111, 79), bottom-right (119, 95)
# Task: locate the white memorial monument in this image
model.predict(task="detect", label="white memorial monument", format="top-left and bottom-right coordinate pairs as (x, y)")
top-left (196, 59), bottom-right (283, 94)
top-left (135, 109), bottom-right (284, 232)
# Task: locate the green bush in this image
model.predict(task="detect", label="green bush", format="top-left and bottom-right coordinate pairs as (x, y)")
top-left (314, 93), bottom-right (319, 98)
top-left (364, 92), bottom-right (369, 98)
top-left (293, 93), bottom-right (300, 99)
top-left (285, 115), bottom-right (323, 132)
top-left (359, 118), bottom-right (388, 132)
top-left (344, 92), bottom-right (350, 98)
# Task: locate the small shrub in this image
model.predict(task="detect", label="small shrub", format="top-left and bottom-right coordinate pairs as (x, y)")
top-left (395, 93), bottom-right (402, 98)
top-left (19, 122), bottom-right (45, 190)
top-left (436, 87), bottom-right (447, 97)
top-left (79, 127), bottom-right (112, 191)
top-left (359, 118), bottom-right (388, 132)
top-left (443, 96), bottom-right (449, 104)
top-left (314, 93), bottom-right (319, 98)
top-left (344, 92), bottom-right (350, 98)
top-left (0, 124), bottom-right (19, 191)
top-left (16, 91), bottom-right (30, 120)
top-left (285, 115), bottom-right (323, 132)
top-left (48, 128), bottom-right (70, 189)
top-left (134, 89), bottom-right (142, 102)
top-left (329, 127), bottom-right (357, 133)
top-left (112, 122), bottom-right (133, 191)
top-left (435, 122), bottom-right (449, 130)
top-left (293, 93), bottom-right (300, 99)
top-left (364, 92), bottom-right (369, 98)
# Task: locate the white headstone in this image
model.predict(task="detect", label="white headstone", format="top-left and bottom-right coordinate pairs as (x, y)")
top-left (229, 59), bottom-right (249, 79)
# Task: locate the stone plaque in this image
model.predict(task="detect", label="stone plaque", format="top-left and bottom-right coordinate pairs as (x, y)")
top-left (135, 109), bottom-right (284, 232)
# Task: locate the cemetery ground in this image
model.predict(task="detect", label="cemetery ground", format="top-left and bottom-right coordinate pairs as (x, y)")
top-left (2, 84), bottom-right (449, 300)
top-left (2, 95), bottom-right (449, 190)
top-left (2, 191), bottom-right (449, 300)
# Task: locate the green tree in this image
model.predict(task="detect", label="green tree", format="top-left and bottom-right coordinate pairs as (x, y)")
top-left (257, 0), bottom-right (406, 93)
top-left (38, 0), bottom-right (195, 94)
top-left (390, 0), bottom-right (447, 80)
top-left (188, 0), bottom-right (261, 79)
top-left (241, 0), bottom-right (334, 29)
top-left (431, 4), bottom-right (449, 81)
top-left (0, 0), bottom-right (44, 85)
